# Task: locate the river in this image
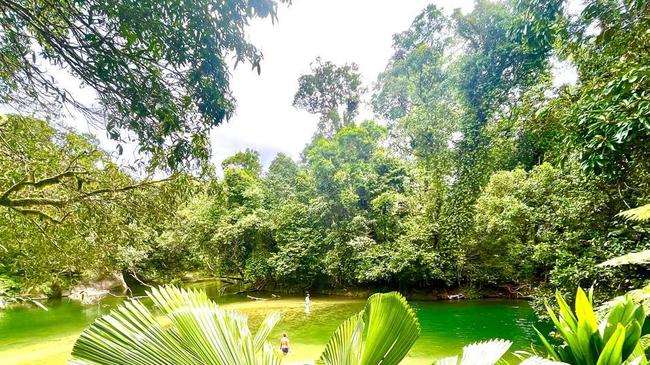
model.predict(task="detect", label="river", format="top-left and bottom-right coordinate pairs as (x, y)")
top-left (0, 282), bottom-right (549, 364)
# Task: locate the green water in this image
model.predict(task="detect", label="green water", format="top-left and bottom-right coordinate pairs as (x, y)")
top-left (0, 284), bottom-right (550, 364)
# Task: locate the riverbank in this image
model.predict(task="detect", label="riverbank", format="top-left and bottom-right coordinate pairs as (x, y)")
top-left (1, 269), bottom-right (535, 311)
top-left (259, 284), bottom-right (532, 302)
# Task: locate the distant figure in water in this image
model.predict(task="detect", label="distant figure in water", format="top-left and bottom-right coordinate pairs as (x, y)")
top-left (305, 292), bottom-right (311, 316)
top-left (280, 333), bottom-right (290, 355)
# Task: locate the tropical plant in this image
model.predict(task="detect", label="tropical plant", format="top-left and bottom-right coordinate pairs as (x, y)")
top-left (597, 205), bottom-right (650, 314)
top-left (618, 205), bottom-right (650, 223)
top-left (69, 286), bottom-right (282, 365)
top-left (434, 339), bottom-right (567, 365)
top-left (536, 287), bottom-right (647, 365)
top-left (317, 291), bottom-right (420, 365)
top-left (598, 205), bottom-right (650, 267)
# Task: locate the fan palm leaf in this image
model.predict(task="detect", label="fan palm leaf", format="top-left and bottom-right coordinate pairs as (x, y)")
top-left (69, 286), bottom-right (281, 365)
top-left (618, 204), bottom-right (650, 222)
top-left (318, 313), bottom-right (364, 365)
top-left (317, 291), bottom-right (420, 365)
top-left (434, 339), bottom-right (513, 365)
top-left (598, 251), bottom-right (650, 267)
top-left (434, 340), bottom-right (570, 365)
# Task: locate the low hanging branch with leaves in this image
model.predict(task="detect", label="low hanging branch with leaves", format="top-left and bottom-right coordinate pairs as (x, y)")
top-left (0, 169), bottom-right (171, 223)
top-left (0, 115), bottom-right (172, 223)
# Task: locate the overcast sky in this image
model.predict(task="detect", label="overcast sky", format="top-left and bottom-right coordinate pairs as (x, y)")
top-left (211, 0), bottom-right (474, 171)
top-left (48, 0), bottom-right (577, 173)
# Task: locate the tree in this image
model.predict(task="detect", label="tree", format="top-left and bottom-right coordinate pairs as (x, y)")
top-left (0, 115), bottom-right (194, 290)
top-left (222, 149), bottom-right (263, 177)
top-left (0, 115), bottom-right (170, 223)
top-left (264, 153), bottom-right (300, 206)
top-left (0, 0), bottom-right (290, 169)
top-left (372, 5), bottom-right (451, 120)
top-left (558, 0), bottom-right (650, 178)
top-left (294, 58), bottom-right (364, 138)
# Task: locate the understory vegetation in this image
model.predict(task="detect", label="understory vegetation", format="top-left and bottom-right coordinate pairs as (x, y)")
top-left (1, 0), bottom-right (649, 311)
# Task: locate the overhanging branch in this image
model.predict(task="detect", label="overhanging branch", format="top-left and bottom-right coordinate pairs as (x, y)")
top-left (1, 175), bottom-right (173, 222)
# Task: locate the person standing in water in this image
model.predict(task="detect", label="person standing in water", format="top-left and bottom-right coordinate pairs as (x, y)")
top-left (280, 333), bottom-right (290, 355)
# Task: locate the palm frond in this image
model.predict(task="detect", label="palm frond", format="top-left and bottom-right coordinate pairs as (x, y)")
top-left (70, 285), bottom-right (281, 365)
top-left (318, 291), bottom-right (420, 365)
top-left (459, 339), bottom-right (513, 365)
top-left (598, 284), bottom-right (650, 316)
top-left (598, 250), bottom-right (650, 267)
top-left (433, 339), bottom-right (512, 365)
top-left (518, 356), bottom-right (569, 365)
top-left (360, 292), bottom-right (421, 365)
top-left (317, 313), bottom-right (364, 365)
top-left (433, 341), bottom-right (572, 365)
top-left (254, 312), bottom-right (281, 353)
top-left (618, 204), bottom-right (650, 222)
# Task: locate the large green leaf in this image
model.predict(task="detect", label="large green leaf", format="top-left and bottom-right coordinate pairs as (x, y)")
top-left (317, 313), bottom-right (364, 365)
top-left (556, 292), bottom-right (578, 330)
top-left (623, 322), bottom-right (643, 361)
top-left (534, 326), bottom-right (561, 361)
top-left (318, 291), bottom-right (420, 365)
top-left (70, 286), bottom-right (281, 365)
top-left (597, 324), bottom-right (626, 365)
top-left (575, 288), bottom-right (598, 331)
top-left (598, 251), bottom-right (650, 267)
top-left (360, 292), bottom-right (421, 365)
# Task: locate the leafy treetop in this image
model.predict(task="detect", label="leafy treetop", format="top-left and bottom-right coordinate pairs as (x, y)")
top-left (0, 0), bottom-right (290, 170)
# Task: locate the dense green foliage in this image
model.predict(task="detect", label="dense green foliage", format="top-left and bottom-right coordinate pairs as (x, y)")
top-left (0, 115), bottom-right (199, 293)
top-left (1, 0), bottom-right (650, 306)
top-left (0, 0), bottom-right (289, 169)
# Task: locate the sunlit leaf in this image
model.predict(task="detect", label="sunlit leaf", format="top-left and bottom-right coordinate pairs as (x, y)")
top-left (70, 286), bottom-right (281, 365)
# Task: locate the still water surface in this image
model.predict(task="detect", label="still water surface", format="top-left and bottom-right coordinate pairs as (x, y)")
top-left (0, 282), bottom-right (549, 364)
